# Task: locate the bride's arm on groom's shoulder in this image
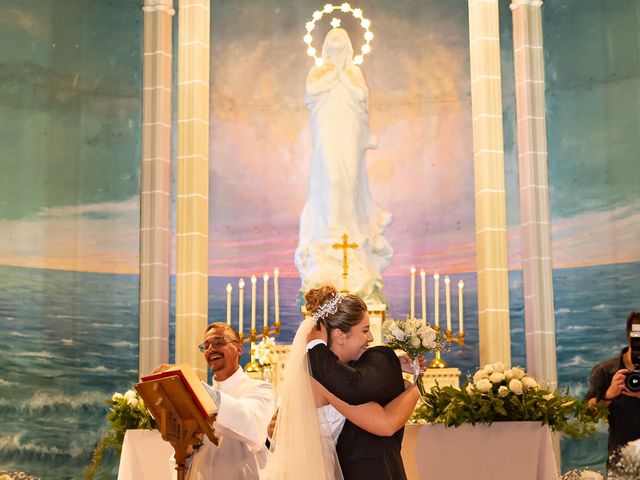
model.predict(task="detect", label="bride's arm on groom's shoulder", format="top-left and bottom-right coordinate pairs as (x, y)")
top-left (315, 380), bottom-right (419, 437)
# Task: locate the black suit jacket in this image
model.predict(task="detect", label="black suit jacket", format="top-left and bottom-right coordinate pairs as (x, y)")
top-left (308, 344), bottom-right (407, 480)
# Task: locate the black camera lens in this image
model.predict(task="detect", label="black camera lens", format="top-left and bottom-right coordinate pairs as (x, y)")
top-left (625, 370), bottom-right (640, 393)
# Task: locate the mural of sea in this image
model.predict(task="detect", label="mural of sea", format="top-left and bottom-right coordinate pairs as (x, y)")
top-left (0, 262), bottom-right (637, 478)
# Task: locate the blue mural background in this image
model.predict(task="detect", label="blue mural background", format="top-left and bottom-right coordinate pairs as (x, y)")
top-left (0, 1), bottom-right (638, 478)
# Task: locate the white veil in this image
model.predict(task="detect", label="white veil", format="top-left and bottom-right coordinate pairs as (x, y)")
top-left (262, 317), bottom-right (343, 480)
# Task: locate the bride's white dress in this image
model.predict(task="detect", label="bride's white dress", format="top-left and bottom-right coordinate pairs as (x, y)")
top-left (262, 318), bottom-right (344, 480)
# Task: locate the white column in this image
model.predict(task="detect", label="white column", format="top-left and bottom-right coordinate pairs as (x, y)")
top-left (468, 0), bottom-right (511, 367)
top-left (175, 0), bottom-right (210, 379)
top-left (510, 0), bottom-right (557, 389)
top-left (139, 0), bottom-right (174, 377)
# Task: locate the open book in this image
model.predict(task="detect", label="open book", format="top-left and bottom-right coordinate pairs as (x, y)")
top-left (140, 363), bottom-right (218, 419)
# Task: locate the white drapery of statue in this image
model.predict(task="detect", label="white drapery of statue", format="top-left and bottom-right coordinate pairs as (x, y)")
top-left (295, 28), bottom-right (393, 303)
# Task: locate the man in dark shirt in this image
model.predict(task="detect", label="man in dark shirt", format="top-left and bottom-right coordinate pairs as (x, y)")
top-left (585, 311), bottom-right (640, 468)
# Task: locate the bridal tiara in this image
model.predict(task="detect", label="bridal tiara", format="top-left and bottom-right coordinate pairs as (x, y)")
top-left (311, 293), bottom-right (346, 321)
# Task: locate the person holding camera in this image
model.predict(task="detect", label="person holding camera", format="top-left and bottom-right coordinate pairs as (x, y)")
top-left (585, 311), bottom-right (640, 468)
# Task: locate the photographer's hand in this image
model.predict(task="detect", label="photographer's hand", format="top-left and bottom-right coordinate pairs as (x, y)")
top-left (604, 369), bottom-right (629, 402)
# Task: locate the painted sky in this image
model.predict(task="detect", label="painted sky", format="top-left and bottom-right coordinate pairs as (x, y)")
top-left (0, 0), bottom-right (638, 275)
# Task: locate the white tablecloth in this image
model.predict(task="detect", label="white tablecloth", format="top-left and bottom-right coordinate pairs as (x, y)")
top-left (401, 422), bottom-right (558, 480)
top-left (117, 429), bottom-right (175, 480)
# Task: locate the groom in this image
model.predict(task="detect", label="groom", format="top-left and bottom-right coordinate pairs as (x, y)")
top-left (307, 336), bottom-right (408, 480)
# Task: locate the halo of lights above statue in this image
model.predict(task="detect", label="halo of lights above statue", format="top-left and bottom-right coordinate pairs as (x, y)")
top-left (303, 3), bottom-right (374, 66)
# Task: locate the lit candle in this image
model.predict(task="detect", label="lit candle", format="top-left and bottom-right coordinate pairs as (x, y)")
top-left (251, 275), bottom-right (257, 331)
top-left (226, 283), bottom-right (232, 325)
top-left (458, 280), bottom-right (465, 334)
top-left (410, 266), bottom-right (416, 319)
top-left (420, 269), bottom-right (427, 322)
top-left (434, 274), bottom-right (440, 328)
top-left (274, 267), bottom-right (280, 324)
top-left (445, 276), bottom-right (451, 331)
top-left (238, 278), bottom-right (245, 335)
top-left (263, 273), bottom-right (270, 328)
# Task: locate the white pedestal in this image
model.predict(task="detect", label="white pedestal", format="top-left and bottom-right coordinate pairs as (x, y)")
top-left (421, 367), bottom-right (461, 391)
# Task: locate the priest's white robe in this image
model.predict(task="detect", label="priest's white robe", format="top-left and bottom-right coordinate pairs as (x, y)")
top-left (187, 368), bottom-right (275, 480)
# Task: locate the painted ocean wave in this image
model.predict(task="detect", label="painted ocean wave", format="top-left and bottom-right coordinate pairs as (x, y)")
top-left (0, 391), bottom-right (107, 414)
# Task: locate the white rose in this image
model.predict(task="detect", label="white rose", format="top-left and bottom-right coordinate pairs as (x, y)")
top-left (465, 383), bottom-right (475, 396)
top-left (483, 364), bottom-right (495, 375)
top-left (476, 378), bottom-right (492, 393)
top-left (124, 389), bottom-right (136, 400)
top-left (410, 336), bottom-right (421, 348)
top-left (579, 472), bottom-right (603, 480)
top-left (511, 367), bottom-right (525, 380)
top-left (489, 372), bottom-right (505, 384)
top-left (112, 392), bottom-right (124, 401)
top-left (493, 361), bottom-right (505, 373)
top-left (498, 386), bottom-right (509, 397)
top-left (543, 393), bottom-right (554, 401)
top-left (473, 370), bottom-right (488, 384)
top-left (391, 328), bottom-right (405, 341)
top-left (504, 369), bottom-right (514, 380)
top-left (509, 379), bottom-right (523, 395)
top-left (521, 376), bottom-right (538, 390)
top-left (128, 397), bottom-right (139, 408)
top-left (421, 328), bottom-right (436, 349)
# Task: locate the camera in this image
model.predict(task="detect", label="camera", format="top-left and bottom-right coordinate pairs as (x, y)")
top-left (624, 326), bottom-right (640, 393)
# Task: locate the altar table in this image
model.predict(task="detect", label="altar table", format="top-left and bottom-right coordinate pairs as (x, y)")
top-left (117, 429), bottom-right (175, 480)
top-left (400, 422), bottom-right (558, 480)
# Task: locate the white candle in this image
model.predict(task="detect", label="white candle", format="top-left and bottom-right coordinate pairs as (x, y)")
top-left (251, 275), bottom-right (257, 331)
top-left (238, 278), bottom-right (245, 335)
top-left (226, 283), bottom-right (232, 325)
top-left (263, 273), bottom-right (269, 328)
top-left (434, 274), bottom-right (440, 328)
top-left (458, 280), bottom-right (464, 334)
top-left (410, 266), bottom-right (416, 319)
top-left (420, 269), bottom-right (426, 323)
top-left (274, 267), bottom-right (280, 324)
top-left (445, 276), bottom-right (451, 331)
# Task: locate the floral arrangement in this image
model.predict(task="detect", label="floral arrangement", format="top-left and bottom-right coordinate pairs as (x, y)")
top-left (87, 389), bottom-right (157, 479)
top-left (412, 361), bottom-right (607, 438)
top-left (560, 470), bottom-right (604, 480)
top-left (382, 317), bottom-right (448, 358)
top-left (609, 439), bottom-right (640, 479)
top-left (0, 472), bottom-right (40, 480)
top-left (254, 336), bottom-right (279, 366)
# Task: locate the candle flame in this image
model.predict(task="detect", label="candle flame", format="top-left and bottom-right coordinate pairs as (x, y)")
top-left (251, 275), bottom-right (257, 284)
top-left (263, 273), bottom-right (270, 281)
top-left (239, 278), bottom-right (245, 288)
top-left (274, 267), bottom-right (279, 276)
top-left (444, 276), bottom-right (450, 285)
top-left (420, 269), bottom-right (425, 277)
top-left (459, 280), bottom-right (464, 288)
top-left (226, 283), bottom-right (232, 293)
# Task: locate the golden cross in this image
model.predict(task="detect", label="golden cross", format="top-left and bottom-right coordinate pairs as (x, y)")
top-left (332, 233), bottom-right (359, 292)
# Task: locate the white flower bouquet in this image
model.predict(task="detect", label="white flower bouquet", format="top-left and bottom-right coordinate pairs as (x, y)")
top-left (382, 317), bottom-right (448, 359)
top-left (413, 361), bottom-right (606, 438)
top-left (87, 389), bottom-right (157, 479)
top-left (383, 317), bottom-right (448, 397)
top-left (610, 439), bottom-right (640, 480)
top-left (254, 336), bottom-right (279, 366)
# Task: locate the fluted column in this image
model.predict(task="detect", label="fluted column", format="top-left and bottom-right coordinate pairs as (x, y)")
top-left (468, 0), bottom-right (511, 367)
top-left (175, 0), bottom-right (210, 379)
top-left (139, 0), bottom-right (174, 377)
top-left (510, 0), bottom-right (557, 388)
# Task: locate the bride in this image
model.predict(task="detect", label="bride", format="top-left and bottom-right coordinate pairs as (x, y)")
top-left (263, 286), bottom-right (422, 480)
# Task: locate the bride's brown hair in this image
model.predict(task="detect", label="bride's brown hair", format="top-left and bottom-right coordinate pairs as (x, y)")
top-left (305, 285), bottom-right (367, 345)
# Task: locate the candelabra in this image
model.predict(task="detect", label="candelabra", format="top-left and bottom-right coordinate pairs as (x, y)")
top-left (429, 324), bottom-right (465, 368)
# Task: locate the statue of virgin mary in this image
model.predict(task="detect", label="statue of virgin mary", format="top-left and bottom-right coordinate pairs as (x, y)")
top-left (295, 27), bottom-right (393, 303)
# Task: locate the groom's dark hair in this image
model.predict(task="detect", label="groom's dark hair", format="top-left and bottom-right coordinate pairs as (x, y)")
top-left (305, 285), bottom-right (367, 346)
